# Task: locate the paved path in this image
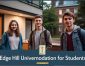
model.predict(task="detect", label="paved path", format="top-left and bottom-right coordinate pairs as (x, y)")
top-left (52, 38), bottom-right (60, 46)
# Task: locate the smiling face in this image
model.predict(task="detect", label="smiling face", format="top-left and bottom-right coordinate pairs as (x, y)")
top-left (63, 15), bottom-right (75, 28)
top-left (10, 21), bottom-right (18, 31)
top-left (7, 20), bottom-right (20, 36)
top-left (35, 17), bottom-right (43, 28)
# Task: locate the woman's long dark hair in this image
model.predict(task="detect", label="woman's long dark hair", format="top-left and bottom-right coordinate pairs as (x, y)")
top-left (7, 20), bottom-right (20, 37)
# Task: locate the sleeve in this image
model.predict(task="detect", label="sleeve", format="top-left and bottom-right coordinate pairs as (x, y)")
top-left (80, 29), bottom-right (85, 51)
top-left (47, 30), bottom-right (52, 48)
top-left (0, 32), bottom-right (7, 49)
top-left (19, 34), bottom-right (23, 50)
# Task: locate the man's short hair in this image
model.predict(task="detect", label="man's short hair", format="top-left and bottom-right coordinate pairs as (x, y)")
top-left (63, 11), bottom-right (75, 19)
top-left (34, 15), bottom-right (43, 20)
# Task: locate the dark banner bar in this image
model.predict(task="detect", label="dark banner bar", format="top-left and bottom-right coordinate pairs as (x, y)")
top-left (0, 50), bottom-right (85, 65)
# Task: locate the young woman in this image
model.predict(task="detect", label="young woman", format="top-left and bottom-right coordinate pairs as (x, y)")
top-left (1, 20), bottom-right (22, 50)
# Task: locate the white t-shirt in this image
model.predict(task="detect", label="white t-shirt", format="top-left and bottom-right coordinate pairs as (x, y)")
top-left (9, 33), bottom-right (20, 50)
top-left (67, 31), bottom-right (72, 35)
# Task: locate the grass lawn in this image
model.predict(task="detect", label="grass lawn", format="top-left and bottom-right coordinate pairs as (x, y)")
top-left (52, 35), bottom-right (60, 38)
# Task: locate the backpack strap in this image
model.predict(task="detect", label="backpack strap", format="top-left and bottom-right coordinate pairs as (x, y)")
top-left (44, 30), bottom-right (51, 47)
top-left (44, 30), bottom-right (48, 46)
top-left (29, 31), bottom-right (34, 49)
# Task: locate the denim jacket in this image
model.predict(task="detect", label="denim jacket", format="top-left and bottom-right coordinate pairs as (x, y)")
top-left (61, 25), bottom-right (85, 51)
top-left (0, 32), bottom-right (22, 50)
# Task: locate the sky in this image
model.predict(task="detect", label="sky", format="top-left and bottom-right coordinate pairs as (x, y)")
top-left (44, 1), bottom-right (51, 4)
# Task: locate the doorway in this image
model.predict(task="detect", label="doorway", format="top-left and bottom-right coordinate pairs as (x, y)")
top-left (25, 19), bottom-right (32, 39)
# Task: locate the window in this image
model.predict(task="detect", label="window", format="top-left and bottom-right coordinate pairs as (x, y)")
top-left (66, 9), bottom-right (70, 12)
top-left (74, 8), bottom-right (78, 14)
top-left (25, 19), bottom-right (32, 39)
top-left (59, 17), bottom-right (62, 23)
top-left (59, 9), bottom-right (62, 15)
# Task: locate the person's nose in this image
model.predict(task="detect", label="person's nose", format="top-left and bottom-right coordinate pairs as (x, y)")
top-left (37, 21), bottom-right (40, 23)
top-left (13, 25), bottom-right (16, 27)
top-left (66, 19), bottom-right (70, 22)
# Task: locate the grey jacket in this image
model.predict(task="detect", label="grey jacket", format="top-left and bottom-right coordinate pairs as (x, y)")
top-left (29, 27), bottom-right (52, 50)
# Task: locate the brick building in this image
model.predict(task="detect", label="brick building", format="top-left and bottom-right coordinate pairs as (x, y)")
top-left (51, 0), bottom-right (78, 32)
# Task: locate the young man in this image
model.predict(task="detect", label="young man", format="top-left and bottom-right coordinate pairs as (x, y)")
top-left (29, 15), bottom-right (52, 50)
top-left (61, 11), bottom-right (85, 51)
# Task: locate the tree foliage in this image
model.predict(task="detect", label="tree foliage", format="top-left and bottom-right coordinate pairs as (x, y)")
top-left (43, 2), bottom-right (59, 36)
top-left (75, 0), bottom-right (85, 29)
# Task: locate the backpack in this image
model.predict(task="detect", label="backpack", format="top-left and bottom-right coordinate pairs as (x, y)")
top-left (61, 28), bottom-right (85, 51)
top-left (44, 30), bottom-right (51, 48)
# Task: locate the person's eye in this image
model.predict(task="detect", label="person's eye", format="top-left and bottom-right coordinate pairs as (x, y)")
top-left (64, 18), bottom-right (67, 20)
top-left (69, 18), bottom-right (72, 20)
top-left (12, 24), bottom-right (14, 26)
